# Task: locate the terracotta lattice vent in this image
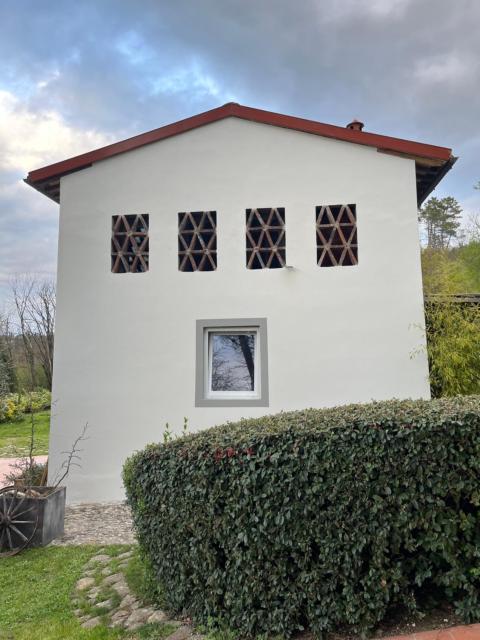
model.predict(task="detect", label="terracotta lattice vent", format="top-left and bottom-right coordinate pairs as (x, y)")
top-left (246, 207), bottom-right (286, 269)
top-left (178, 211), bottom-right (217, 271)
top-left (111, 214), bottom-right (149, 273)
top-left (316, 204), bottom-right (358, 267)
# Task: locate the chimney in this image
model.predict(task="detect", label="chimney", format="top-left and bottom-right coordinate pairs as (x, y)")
top-left (346, 119), bottom-right (364, 131)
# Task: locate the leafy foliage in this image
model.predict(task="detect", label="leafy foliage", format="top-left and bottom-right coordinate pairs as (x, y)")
top-left (421, 248), bottom-right (470, 296)
top-left (420, 245), bottom-right (480, 398)
top-left (124, 396), bottom-right (480, 638)
top-left (419, 196), bottom-right (462, 249)
top-left (456, 241), bottom-right (480, 291)
top-left (0, 350), bottom-right (15, 395)
top-left (0, 388), bottom-right (51, 423)
top-left (425, 301), bottom-right (480, 397)
top-left (0, 393), bottom-right (24, 423)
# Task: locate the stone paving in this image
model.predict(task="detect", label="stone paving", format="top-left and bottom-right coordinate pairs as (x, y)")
top-left (73, 546), bottom-right (196, 635)
top-left (51, 501), bottom-right (135, 545)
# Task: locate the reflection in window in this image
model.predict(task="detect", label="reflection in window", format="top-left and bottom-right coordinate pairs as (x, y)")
top-left (209, 332), bottom-right (256, 393)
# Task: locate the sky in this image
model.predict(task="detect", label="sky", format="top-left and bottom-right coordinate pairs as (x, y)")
top-left (1, 0), bottom-right (479, 306)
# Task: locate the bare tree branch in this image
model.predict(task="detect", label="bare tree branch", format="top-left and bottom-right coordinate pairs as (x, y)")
top-left (52, 423), bottom-right (89, 488)
top-left (10, 275), bottom-right (55, 389)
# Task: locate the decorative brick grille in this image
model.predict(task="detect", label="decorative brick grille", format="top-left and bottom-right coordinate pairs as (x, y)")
top-left (246, 207), bottom-right (286, 269)
top-left (316, 204), bottom-right (358, 267)
top-left (111, 214), bottom-right (149, 273)
top-left (178, 211), bottom-right (217, 271)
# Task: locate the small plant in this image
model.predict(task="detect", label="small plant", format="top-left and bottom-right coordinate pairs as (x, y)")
top-left (5, 406), bottom-right (88, 490)
top-left (163, 422), bottom-right (172, 444)
top-left (162, 417), bottom-right (189, 444)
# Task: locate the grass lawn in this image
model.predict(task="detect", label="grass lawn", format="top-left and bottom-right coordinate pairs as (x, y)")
top-left (0, 410), bottom-right (50, 457)
top-left (0, 545), bottom-right (175, 640)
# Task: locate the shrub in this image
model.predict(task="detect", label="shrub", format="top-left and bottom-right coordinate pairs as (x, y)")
top-left (425, 300), bottom-right (480, 397)
top-left (18, 389), bottom-right (52, 413)
top-left (0, 389), bottom-right (51, 423)
top-left (5, 460), bottom-right (47, 486)
top-left (124, 396), bottom-right (480, 638)
top-left (0, 395), bottom-right (23, 422)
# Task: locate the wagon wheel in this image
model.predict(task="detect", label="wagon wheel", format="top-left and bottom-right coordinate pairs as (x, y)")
top-left (0, 486), bottom-right (39, 558)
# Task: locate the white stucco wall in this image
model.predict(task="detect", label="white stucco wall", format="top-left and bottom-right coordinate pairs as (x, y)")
top-left (49, 117), bottom-right (430, 503)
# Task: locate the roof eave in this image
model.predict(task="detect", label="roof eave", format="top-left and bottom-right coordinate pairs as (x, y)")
top-left (416, 155), bottom-right (458, 207)
top-left (24, 102), bottom-right (455, 203)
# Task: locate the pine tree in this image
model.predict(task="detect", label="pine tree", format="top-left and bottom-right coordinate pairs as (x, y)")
top-left (419, 196), bottom-right (462, 249)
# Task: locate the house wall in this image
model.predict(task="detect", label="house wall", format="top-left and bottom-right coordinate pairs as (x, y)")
top-left (50, 117), bottom-right (430, 503)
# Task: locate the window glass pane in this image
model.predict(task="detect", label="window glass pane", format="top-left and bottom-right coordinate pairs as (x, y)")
top-left (210, 333), bottom-right (255, 392)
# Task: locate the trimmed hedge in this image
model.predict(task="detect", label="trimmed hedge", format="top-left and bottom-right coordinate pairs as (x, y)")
top-left (123, 396), bottom-right (480, 637)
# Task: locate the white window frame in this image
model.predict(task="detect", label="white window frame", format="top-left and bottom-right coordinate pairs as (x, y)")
top-left (204, 327), bottom-right (260, 400)
top-left (195, 318), bottom-right (269, 407)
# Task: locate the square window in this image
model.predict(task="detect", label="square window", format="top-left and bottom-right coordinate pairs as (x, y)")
top-left (195, 319), bottom-right (269, 406)
top-left (111, 214), bottom-right (149, 273)
top-left (316, 204), bottom-right (358, 267)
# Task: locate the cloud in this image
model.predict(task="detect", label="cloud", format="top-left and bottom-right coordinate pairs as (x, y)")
top-left (413, 52), bottom-right (477, 87)
top-left (0, 0), bottom-right (480, 306)
top-left (0, 87), bottom-right (114, 304)
top-left (0, 89), bottom-right (113, 174)
top-left (319, 0), bottom-right (412, 22)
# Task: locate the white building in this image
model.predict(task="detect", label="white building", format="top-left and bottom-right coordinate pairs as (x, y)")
top-left (26, 103), bottom-right (456, 503)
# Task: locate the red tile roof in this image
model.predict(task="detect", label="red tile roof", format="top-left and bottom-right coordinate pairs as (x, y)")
top-left (24, 102), bottom-right (455, 205)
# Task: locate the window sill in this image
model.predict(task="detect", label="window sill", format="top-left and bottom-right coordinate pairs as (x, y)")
top-left (196, 396), bottom-right (269, 407)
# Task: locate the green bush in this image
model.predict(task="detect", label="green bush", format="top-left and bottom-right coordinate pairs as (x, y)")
top-left (124, 396), bottom-right (480, 638)
top-left (0, 395), bottom-right (23, 422)
top-left (0, 389), bottom-right (51, 423)
top-left (425, 300), bottom-right (480, 398)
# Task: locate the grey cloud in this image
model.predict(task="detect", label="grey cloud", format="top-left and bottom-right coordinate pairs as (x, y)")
top-left (0, 0), bottom-right (479, 306)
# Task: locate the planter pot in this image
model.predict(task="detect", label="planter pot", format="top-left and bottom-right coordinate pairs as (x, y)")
top-left (1, 485), bottom-right (66, 556)
top-left (28, 486), bottom-right (66, 547)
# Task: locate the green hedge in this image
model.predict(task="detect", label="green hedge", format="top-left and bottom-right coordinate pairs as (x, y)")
top-left (124, 396), bottom-right (480, 637)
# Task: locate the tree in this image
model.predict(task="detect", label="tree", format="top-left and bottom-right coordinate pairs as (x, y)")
top-left (10, 276), bottom-right (56, 390)
top-left (0, 313), bottom-right (17, 393)
top-left (419, 196), bottom-right (462, 249)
